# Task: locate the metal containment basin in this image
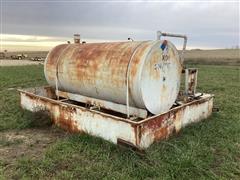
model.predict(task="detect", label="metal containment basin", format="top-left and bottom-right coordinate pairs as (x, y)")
top-left (19, 31), bottom-right (214, 150)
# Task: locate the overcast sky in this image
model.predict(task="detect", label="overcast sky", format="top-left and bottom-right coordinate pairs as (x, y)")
top-left (1, 0), bottom-right (239, 50)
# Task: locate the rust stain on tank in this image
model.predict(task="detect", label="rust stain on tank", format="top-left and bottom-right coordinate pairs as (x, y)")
top-left (47, 44), bottom-right (67, 66)
top-left (56, 106), bottom-right (80, 133)
top-left (59, 42), bottom-right (142, 88)
top-left (141, 114), bottom-right (167, 133)
top-left (153, 127), bottom-right (168, 141)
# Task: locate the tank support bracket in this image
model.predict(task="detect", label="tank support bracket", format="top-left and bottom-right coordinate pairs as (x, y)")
top-left (57, 90), bottom-right (148, 119)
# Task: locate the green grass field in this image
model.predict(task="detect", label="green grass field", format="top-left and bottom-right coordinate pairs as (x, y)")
top-left (0, 64), bottom-right (239, 179)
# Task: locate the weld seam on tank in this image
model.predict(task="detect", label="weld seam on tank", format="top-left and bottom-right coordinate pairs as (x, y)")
top-left (126, 42), bottom-right (147, 117)
top-left (55, 44), bottom-right (72, 99)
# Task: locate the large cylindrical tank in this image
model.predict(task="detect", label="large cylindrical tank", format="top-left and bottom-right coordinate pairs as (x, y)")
top-left (44, 40), bottom-right (182, 114)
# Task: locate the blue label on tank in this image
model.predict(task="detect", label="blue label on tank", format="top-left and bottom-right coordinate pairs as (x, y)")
top-left (160, 43), bottom-right (166, 50)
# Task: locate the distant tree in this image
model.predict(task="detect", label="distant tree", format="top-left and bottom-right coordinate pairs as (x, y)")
top-left (4, 50), bottom-right (7, 53)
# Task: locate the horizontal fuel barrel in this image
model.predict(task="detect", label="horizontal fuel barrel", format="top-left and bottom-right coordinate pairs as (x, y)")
top-left (44, 40), bottom-right (182, 114)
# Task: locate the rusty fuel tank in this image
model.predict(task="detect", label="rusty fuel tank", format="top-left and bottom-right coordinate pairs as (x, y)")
top-left (44, 40), bottom-right (182, 114)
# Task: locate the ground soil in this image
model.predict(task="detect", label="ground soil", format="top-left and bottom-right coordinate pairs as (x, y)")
top-left (0, 128), bottom-right (67, 165)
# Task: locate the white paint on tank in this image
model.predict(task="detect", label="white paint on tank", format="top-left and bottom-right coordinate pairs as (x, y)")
top-left (140, 41), bottom-right (181, 114)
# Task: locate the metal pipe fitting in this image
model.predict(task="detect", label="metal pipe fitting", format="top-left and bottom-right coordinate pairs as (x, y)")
top-left (157, 31), bottom-right (187, 64)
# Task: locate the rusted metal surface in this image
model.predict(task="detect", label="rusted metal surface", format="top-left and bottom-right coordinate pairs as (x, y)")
top-left (18, 86), bottom-right (213, 150)
top-left (185, 68), bottom-right (198, 96)
top-left (44, 40), bottom-right (182, 115)
top-left (137, 94), bottom-right (213, 149)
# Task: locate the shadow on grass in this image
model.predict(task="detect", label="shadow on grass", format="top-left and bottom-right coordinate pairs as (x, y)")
top-left (18, 110), bottom-right (53, 129)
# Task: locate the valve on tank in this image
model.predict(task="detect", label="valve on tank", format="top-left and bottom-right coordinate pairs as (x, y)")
top-left (74, 34), bottom-right (80, 44)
